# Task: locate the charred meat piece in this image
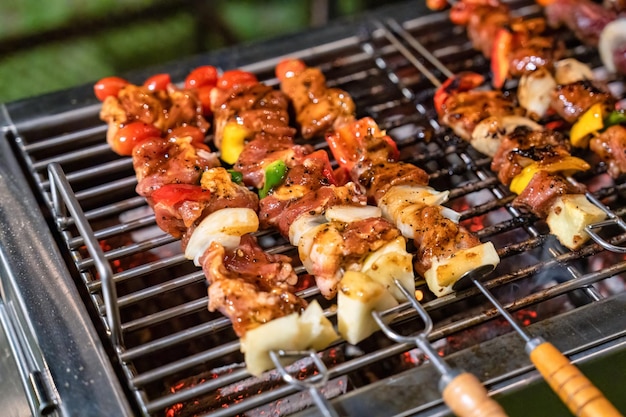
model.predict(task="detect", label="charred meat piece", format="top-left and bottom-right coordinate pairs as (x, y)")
top-left (440, 89), bottom-right (521, 141)
top-left (550, 80), bottom-right (616, 123)
top-left (491, 126), bottom-right (572, 185)
top-left (132, 136), bottom-right (220, 200)
top-left (100, 84), bottom-right (209, 146)
top-left (200, 238), bottom-right (304, 337)
top-left (234, 134), bottom-right (313, 189)
top-left (356, 161), bottom-right (430, 205)
top-left (279, 66), bottom-right (356, 139)
top-left (590, 125), bottom-right (626, 179)
top-left (450, 2), bottom-right (510, 57)
top-left (212, 83), bottom-right (296, 150)
top-left (512, 171), bottom-right (586, 218)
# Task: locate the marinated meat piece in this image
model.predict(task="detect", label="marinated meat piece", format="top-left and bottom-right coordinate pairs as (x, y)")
top-left (491, 126), bottom-right (571, 185)
top-left (508, 36), bottom-right (561, 77)
top-left (261, 181), bottom-right (363, 237)
top-left (550, 80), bottom-right (616, 123)
top-left (152, 168), bottom-right (258, 240)
top-left (590, 125), bottom-right (626, 178)
top-left (440, 89), bottom-right (521, 140)
top-left (100, 84), bottom-right (210, 145)
top-left (300, 217), bottom-right (401, 298)
top-left (280, 67), bottom-right (356, 139)
top-left (356, 161), bottom-right (429, 204)
top-left (512, 171), bottom-right (586, 218)
top-left (212, 83), bottom-right (296, 149)
top-left (449, 1), bottom-right (509, 57)
top-left (200, 240), bottom-right (305, 337)
top-left (234, 134), bottom-right (313, 189)
top-left (133, 136), bottom-right (220, 199)
top-left (545, 0), bottom-right (617, 47)
top-left (412, 205), bottom-right (482, 276)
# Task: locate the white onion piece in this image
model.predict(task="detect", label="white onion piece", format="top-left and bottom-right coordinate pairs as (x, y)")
top-left (324, 205), bottom-right (381, 223)
top-left (288, 213), bottom-right (325, 246)
top-left (471, 115), bottom-right (542, 157)
top-left (440, 207), bottom-right (461, 223)
top-left (599, 18), bottom-right (626, 74)
top-left (518, 68), bottom-right (557, 119)
top-left (554, 58), bottom-right (594, 85)
top-left (184, 208), bottom-right (259, 266)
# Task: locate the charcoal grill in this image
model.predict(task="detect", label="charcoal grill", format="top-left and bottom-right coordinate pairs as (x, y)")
top-left (1, 1), bottom-right (625, 416)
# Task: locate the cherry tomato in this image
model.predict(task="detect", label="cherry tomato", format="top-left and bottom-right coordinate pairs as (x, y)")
top-left (143, 73), bottom-right (171, 91)
top-left (185, 66), bottom-right (218, 89)
top-left (196, 85), bottom-right (214, 116)
top-left (275, 58), bottom-right (306, 81)
top-left (166, 126), bottom-right (206, 145)
top-left (151, 184), bottom-right (211, 207)
top-left (110, 122), bottom-right (161, 155)
top-left (93, 76), bottom-right (129, 101)
top-left (216, 70), bottom-right (258, 91)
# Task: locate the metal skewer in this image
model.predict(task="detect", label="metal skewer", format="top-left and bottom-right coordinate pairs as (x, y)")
top-left (454, 273), bottom-right (624, 417)
top-left (269, 349), bottom-right (340, 417)
top-left (373, 278), bottom-right (509, 417)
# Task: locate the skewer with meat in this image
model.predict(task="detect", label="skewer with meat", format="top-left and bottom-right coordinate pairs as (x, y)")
top-left (435, 71), bottom-right (607, 250)
top-left (277, 59), bottom-right (500, 298)
top-left (425, 0), bottom-right (626, 178)
top-left (207, 69), bottom-right (416, 346)
top-left (437, 0), bottom-right (564, 88)
top-left (95, 70), bottom-right (337, 376)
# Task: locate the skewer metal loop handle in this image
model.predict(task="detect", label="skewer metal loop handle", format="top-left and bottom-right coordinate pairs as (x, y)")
top-left (441, 372), bottom-right (509, 417)
top-left (527, 338), bottom-right (623, 417)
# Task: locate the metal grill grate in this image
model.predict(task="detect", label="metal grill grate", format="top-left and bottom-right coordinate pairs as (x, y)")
top-left (5, 1), bottom-right (626, 416)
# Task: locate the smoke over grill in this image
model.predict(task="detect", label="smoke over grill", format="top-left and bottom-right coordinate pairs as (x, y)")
top-left (1, 1), bottom-right (625, 416)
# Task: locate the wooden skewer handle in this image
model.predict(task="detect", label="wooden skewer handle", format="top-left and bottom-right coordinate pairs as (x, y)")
top-left (442, 372), bottom-right (508, 417)
top-left (529, 341), bottom-right (624, 417)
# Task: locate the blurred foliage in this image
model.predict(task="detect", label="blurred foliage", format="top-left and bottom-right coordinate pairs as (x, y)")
top-left (0, 0), bottom-right (391, 103)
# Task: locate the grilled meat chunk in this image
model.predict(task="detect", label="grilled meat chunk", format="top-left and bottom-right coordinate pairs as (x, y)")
top-left (234, 134), bottom-right (313, 189)
top-left (491, 126), bottom-right (572, 185)
top-left (512, 171), bottom-right (586, 218)
top-left (550, 80), bottom-right (616, 123)
top-left (133, 136), bottom-right (220, 200)
top-left (279, 66), bottom-right (356, 139)
top-left (212, 83), bottom-right (296, 150)
top-left (590, 125), bottom-right (626, 178)
top-left (439, 89), bottom-right (521, 141)
top-left (545, 0), bottom-right (617, 47)
top-left (100, 84), bottom-right (209, 146)
top-left (200, 239), bottom-right (304, 337)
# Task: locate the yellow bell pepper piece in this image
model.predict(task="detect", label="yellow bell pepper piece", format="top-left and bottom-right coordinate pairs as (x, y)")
top-left (221, 122), bottom-right (249, 164)
top-left (570, 102), bottom-right (604, 148)
top-left (509, 156), bottom-right (590, 195)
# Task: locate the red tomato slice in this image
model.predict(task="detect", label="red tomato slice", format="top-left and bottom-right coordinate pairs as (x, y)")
top-left (93, 76), bottom-right (129, 101)
top-left (166, 126), bottom-right (206, 145)
top-left (151, 184), bottom-right (211, 207)
top-left (143, 73), bottom-right (171, 91)
top-left (275, 58), bottom-right (306, 81)
top-left (216, 70), bottom-right (258, 91)
top-left (185, 66), bottom-right (218, 89)
top-left (110, 122), bottom-right (161, 155)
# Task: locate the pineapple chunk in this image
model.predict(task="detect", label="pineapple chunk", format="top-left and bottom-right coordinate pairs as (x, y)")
top-left (361, 237), bottom-right (414, 301)
top-left (240, 300), bottom-right (337, 376)
top-left (337, 271), bottom-right (399, 345)
top-left (546, 194), bottom-right (606, 250)
top-left (424, 242), bottom-right (500, 297)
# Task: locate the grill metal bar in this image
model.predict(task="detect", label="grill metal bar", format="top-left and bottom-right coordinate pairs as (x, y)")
top-left (48, 162), bottom-right (123, 347)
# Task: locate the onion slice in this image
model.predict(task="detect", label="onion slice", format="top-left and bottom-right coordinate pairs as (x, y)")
top-left (184, 208), bottom-right (259, 266)
top-left (599, 18), bottom-right (626, 74)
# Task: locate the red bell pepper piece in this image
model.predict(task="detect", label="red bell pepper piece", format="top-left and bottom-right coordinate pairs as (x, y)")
top-left (151, 184), bottom-right (211, 207)
top-left (491, 28), bottom-right (512, 89)
top-left (304, 150), bottom-right (338, 186)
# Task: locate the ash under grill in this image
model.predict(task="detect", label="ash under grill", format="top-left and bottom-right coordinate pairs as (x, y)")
top-left (2, 1), bottom-right (626, 416)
